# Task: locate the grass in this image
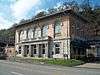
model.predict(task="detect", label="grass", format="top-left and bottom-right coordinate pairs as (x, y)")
top-left (8, 57), bottom-right (85, 67)
top-left (43, 59), bottom-right (85, 66)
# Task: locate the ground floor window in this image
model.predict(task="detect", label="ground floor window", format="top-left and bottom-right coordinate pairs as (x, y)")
top-left (55, 43), bottom-right (60, 54)
top-left (19, 46), bottom-right (21, 54)
top-left (33, 45), bottom-right (36, 54)
top-left (42, 44), bottom-right (45, 54)
top-left (26, 45), bottom-right (29, 54)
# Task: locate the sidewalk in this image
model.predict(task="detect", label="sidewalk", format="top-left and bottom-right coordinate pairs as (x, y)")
top-left (75, 63), bottom-right (100, 69)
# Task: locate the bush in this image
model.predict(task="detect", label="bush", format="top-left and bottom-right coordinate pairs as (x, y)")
top-left (75, 55), bottom-right (86, 61)
top-left (75, 55), bottom-right (80, 60)
top-left (80, 55), bottom-right (86, 60)
top-left (87, 54), bottom-right (95, 62)
top-left (87, 54), bottom-right (95, 58)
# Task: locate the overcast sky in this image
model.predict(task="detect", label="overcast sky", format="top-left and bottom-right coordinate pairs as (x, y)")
top-left (0, 0), bottom-right (99, 29)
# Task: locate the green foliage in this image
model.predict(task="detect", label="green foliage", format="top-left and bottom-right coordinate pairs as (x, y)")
top-left (75, 55), bottom-right (80, 60)
top-left (80, 0), bottom-right (100, 36)
top-left (48, 8), bottom-right (57, 14)
top-left (44, 59), bottom-right (84, 66)
top-left (69, 0), bottom-right (79, 12)
top-left (87, 54), bottom-right (95, 62)
top-left (87, 54), bottom-right (95, 58)
top-left (75, 55), bottom-right (87, 61)
top-left (80, 0), bottom-right (92, 12)
top-left (8, 57), bottom-right (85, 66)
top-left (35, 11), bottom-right (47, 18)
top-left (0, 27), bottom-right (15, 43)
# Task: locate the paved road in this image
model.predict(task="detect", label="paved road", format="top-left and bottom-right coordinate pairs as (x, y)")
top-left (0, 60), bottom-right (100, 75)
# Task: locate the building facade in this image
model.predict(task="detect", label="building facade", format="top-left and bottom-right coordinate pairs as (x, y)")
top-left (5, 46), bottom-right (15, 57)
top-left (87, 36), bottom-right (100, 57)
top-left (15, 10), bottom-right (89, 59)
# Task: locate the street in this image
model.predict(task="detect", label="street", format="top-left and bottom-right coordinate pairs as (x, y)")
top-left (0, 60), bottom-right (100, 75)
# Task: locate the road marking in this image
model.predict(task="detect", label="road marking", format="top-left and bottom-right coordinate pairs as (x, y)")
top-left (0, 63), bottom-right (60, 75)
top-left (0, 63), bottom-right (51, 74)
top-left (11, 72), bottom-right (23, 75)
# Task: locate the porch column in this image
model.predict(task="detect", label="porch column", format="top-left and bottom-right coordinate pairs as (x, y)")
top-left (36, 44), bottom-right (39, 57)
top-left (22, 45), bottom-right (26, 57)
top-left (45, 44), bottom-right (48, 57)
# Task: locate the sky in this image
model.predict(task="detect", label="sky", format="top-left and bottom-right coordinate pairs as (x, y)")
top-left (0, 0), bottom-right (100, 29)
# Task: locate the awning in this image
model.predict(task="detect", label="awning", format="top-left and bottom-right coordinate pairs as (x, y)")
top-left (70, 40), bottom-right (91, 49)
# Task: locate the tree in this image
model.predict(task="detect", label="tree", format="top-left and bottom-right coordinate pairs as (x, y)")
top-left (91, 5), bottom-right (100, 36)
top-left (80, 0), bottom-right (92, 12)
top-left (35, 11), bottom-right (47, 18)
top-left (80, 0), bottom-right (92, 19)
top-left (69, 0), bottom-right (79, 12)
top-left (48, 8), bottom-right (57, 14)
top-left (80, 1), bottom-right (100, 37)
top-left (0, 27), bottom-right (15, 43)
top-left (80, 0), bottom-right (93, 35)
top-left (58, 2), bottom-right (69, 11)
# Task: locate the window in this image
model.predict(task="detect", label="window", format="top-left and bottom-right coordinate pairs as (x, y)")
top-left (55, 43), bottom-right (60, 54)
top-left (28, 29), bottom-right (33, 39)
top-left (54, 19), bottom-right (61, 37)
top-left (19, 46), bottom-right (21, 54)
top-left (71, 24), bottom-right (75, 34)
top-left (9, 50), bottom-right (12, 53)
top-left (33, 45), bottom-right (36, 54)
top-left (42, 44), bottom-right (45, 54)
top-left (34, 28), bottom-right (40, 39)
top-left (20, 31), bottom-right (24, 41)
top-left (75, 22), bottom-right (79, 36)
top-left (26, 46), bottom-right (29, 54)
top-left (42, 25), bottom-right (47, 39)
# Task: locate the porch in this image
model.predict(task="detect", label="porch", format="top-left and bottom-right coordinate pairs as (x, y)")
top-left (19, 43), bottom-right (50, 58)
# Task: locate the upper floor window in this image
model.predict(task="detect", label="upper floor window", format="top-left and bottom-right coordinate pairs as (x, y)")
top-left (54, 19), bottom-right (62, 37)
top-left (28, 29), bottom-right (33, 39)
top-left (34, 27), bottom-right (40, 39)
top-left (71, 22), bottom-right (76, 34)
top-left (42, 25), bottom-right (47, 39)
top-left (75, 22), bottom-right (79, 36)
top-left (20, 31), bottom-right (24, 41)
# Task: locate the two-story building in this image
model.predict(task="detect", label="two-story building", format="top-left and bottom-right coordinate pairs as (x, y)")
top-left (15, 9), bottom-right (89, 59)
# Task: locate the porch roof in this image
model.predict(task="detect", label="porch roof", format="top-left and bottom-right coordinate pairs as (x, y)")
top-left (70, 40), bottom-right (90, 49)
